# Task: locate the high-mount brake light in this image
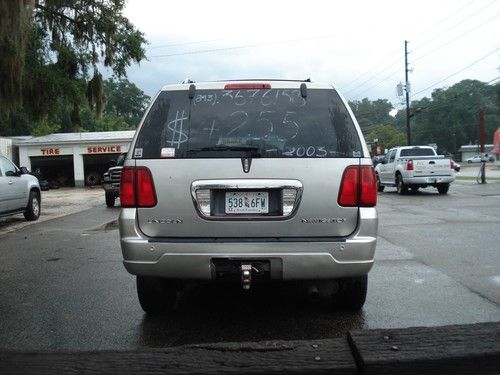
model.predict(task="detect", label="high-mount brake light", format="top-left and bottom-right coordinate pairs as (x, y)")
top-left (338, 166), bottom-right (377, 207)
top-left (406, 160), bottom-right (414, 171)
top-left (224, 83), bottom-right (271, 90)
top-left (120, 167), bottom-right (157, 208)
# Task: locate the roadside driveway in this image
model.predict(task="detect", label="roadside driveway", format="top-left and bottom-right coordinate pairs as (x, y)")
top-left (0, 187), bottom-right (105, 237)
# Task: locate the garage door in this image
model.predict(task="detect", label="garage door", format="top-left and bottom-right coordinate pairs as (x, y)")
top-left (30, 155), bottom-right (75, 187)
top-left (83, 153), bottom-right (121, 186)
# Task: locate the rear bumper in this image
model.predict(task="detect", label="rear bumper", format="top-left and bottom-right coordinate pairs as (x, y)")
top-left (119, 207), bottom-right (377, 280)
top-left (404, 175), bottom-right (455, 185)
top-left (103, 183), bottom-right (120, 194)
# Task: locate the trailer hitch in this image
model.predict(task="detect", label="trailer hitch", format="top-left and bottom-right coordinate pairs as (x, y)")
top-left (241, 264), bottom-right (252, 290)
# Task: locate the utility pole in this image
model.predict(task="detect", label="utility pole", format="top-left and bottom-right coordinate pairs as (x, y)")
top-left (405, 40), bottom-right (411, 146)
top-left (479, 109), bottom-right (486, 184)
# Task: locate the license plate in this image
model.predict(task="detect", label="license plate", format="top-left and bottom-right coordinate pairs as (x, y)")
top-left (225, 192), bottom-right (269, 214)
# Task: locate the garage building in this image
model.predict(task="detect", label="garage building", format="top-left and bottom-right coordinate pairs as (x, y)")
top-left (457, 144), bottom-right (493, 162)
top-left (18, 131), bottom-right (135, 187)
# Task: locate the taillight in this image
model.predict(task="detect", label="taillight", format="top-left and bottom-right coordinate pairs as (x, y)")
top-left (360, 167), bottom-right (377, 206)
top-left (338, 166), bottom-right (377, 207)
top-left (224, 83), bottom-right (271, 90)
top-left (120, 167), bottom-right (157, 208)
top-left (120, 167), bottom-right (136, 207)
top-left (406, 160), bottom-right (414, 171)
top-left (450, 160), bottom-right (454, 169)
top-left (136, 168), bottom-right (157, 207)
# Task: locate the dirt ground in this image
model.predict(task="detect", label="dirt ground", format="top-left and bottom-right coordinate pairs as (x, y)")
top-left (0, 187), bottom-right (105, 237)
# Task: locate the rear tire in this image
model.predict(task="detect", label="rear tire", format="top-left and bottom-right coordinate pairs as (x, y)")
top-left (437, 184), bottom-right (449, 194)
top-left (376, 174), bottom-right (384, 192)
top-left (396, 174), bottom-right (407, 195)
top-left (332, 275), bottom-right (367, 311)
top-left (137, 276), bottom-right (179, 314)
top-left (24, 190), bottom-right (40, 221)
top-left (105, 192), bottom-right (115, 207)
top-left (85, 171), bottom-right (100, 186)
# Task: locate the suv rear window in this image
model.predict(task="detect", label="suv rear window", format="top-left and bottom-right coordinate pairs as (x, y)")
top-left (134, 88), bottom-right (362, 159)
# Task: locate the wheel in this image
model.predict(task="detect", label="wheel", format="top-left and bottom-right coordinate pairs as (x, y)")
top-left (376, 174), bottom-right (384, 192)
top-left (24, 190), bottom-right (40, 221)
top-left (85, 171), bottom-right (101, 186)
top-left (396, 174), bottom-right (407, 195)
top-left (136, 276), bottom-right (179, 314)
top-left (331, 275), bottom-right (368, 311)
top-left (437, 184), bottom-right (449, 194)
top-left (467, 160), bottom-right (472, 164)
top-left (105, 191), bottom-right (116, 207)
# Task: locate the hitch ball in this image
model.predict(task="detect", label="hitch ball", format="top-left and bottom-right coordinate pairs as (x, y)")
top-left (241, 264), bottom-right (252, 290)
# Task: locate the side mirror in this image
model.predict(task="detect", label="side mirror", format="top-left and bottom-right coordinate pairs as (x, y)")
top-left (381, 159), bottom-right (387, 165)
top-left (20, 166), bottom-right (29, 175)
top-left (109, 160), bottom-right (116, 167)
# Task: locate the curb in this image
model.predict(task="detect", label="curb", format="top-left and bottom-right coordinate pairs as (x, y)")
top-left (1, 322), bottom-right (499, 374)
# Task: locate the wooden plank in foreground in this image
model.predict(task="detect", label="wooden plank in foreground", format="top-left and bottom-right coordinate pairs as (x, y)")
top-left (0, 338), bottom-right (356, 375)
top-left (348, 322), bottom-right (500, 375)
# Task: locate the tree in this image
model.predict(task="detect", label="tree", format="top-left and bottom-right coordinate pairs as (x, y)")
top-left (349, 98), bottom-right (394, 131)
top-left (364, 124), bottom-right (407, 151)
top-left (104, 78), bottom-right (150, 128)
top-left (402, 80), bottom-right (500, 154)
top-left (0, 0), bottom-right (147, 131)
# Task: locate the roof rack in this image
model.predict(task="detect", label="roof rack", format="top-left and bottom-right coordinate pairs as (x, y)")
top-left (217, 78), bottom-right (312, 83)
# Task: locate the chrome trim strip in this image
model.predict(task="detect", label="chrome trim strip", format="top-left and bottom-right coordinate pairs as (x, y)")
top-left (190, 179), bottom-right (303, 221)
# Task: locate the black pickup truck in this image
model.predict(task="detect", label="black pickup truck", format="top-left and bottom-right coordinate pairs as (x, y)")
top-left (102, 153), bottom-right (126, 207)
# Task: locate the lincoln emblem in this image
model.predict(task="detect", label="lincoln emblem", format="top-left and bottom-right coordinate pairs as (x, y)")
top-left (241, 157), bottom-right (252, 173)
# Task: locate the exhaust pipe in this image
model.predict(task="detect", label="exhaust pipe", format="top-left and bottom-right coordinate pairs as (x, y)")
top-left (307, 281), bottom-right (339, 301)
top-left (307, 284), bottom-right (320, 301)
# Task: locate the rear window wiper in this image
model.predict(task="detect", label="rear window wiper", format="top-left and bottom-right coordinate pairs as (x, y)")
top-left (186, 145), bottom-right (262, 156)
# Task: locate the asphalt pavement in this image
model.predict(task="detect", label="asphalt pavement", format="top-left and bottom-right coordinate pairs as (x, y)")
top-left (0, 181), bottom-right (499, 350)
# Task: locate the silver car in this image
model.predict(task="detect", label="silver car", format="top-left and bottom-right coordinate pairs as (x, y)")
top-left (0, 155), bottom-right (41, 221)
top-left (119, 80), bottom-right (378, 313)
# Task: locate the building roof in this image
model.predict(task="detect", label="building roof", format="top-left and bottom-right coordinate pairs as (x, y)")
top-left (457, 144), bottom-right (493, 152)
top-left (17, 131), bottom-right (135, 146)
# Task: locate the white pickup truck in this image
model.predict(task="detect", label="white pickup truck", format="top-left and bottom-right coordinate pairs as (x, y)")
top-left (375, 146), bottom-right (455, 194)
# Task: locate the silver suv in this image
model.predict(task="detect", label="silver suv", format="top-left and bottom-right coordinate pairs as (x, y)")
top-left (0, 155), bottom-right (41, 221)
top-left (119, 80), bottom-right (377, 313)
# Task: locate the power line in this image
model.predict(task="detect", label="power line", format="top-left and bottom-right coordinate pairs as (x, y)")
top-left (342, 1), bottom-right (498, 99)
top-left (411, 76), bottom-right (500, 113)
top-left (339, 50), bottom-right (400, 90)
top-left (342, 58), bottom-right (401, 95)
top-left (349, 67), bottom-right (402, 99)
top-left (412, 0), bottom-right (498, 52)
top-left (351, 76), bottom-right (498, 127)
top-left (339, 0), bottom-right (493, 94)
top-left (147, 34), bottom-right (336, 58)
top-left (147, 38), bottom-right (228, 50)
top-left (412, 12), bottom-right (500, 63)
top-left (413, 47), bottom-right (500, 95)
top-left (485, 76), bottom-right (500, 84)
top-left (346, 14), bottom-right (500, 98)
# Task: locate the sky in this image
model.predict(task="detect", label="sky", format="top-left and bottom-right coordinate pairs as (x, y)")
top-left (121, 0), bottom-right (499, 110)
